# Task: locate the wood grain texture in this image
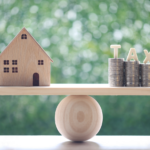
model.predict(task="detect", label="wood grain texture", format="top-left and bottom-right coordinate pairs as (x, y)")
top-left (55, 95), bottom-right (103, 141)
top-left (143, 49), bottom-right (150, 64)
top-left (110, 45), bottom-right (121, 58)
top-left (0, 28), bottom-right (52, 86)
top-left (126, 48), bottom-right (139, 61)
top-left (0, 84), bottom-right (150, 95)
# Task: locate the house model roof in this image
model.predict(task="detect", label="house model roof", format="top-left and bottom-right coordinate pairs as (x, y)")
top-left (0, 27), bottom-right (53, 62)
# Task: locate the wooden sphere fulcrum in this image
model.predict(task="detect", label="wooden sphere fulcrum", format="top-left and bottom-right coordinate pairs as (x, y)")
top-left (55, 95), bottom-right (103, 141)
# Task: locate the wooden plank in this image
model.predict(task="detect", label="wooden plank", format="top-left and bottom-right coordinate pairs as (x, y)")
top-left (0, 84), bottom-right (150, 95)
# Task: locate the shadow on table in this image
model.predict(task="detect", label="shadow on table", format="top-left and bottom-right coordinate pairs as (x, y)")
top-left (56, 141), bottom-right (102, 150)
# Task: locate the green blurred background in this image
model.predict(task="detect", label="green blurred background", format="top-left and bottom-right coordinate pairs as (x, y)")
top-left (0, 0), bottom-right (150, 135)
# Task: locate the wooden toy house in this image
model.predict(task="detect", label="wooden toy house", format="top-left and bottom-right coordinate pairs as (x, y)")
top-left (0, 27), bottom-right (53, 86)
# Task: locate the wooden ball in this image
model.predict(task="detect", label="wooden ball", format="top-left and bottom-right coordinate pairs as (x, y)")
top-left (55, 95), bottom-right (103, 141)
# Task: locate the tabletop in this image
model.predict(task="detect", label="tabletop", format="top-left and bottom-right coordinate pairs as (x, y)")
top-left (0, 136), bottom-right (150, 150)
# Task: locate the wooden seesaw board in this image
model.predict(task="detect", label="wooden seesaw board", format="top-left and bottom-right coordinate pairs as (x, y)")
top-left (0, 84), bottom-right (150, 95)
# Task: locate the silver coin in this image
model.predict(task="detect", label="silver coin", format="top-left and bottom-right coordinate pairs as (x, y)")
top-left (109, 69), bottom-right (123, 72)
top-left (124, 61), bottom-right (140, 64)
top-left (141, 85), bottom-right (150, 87)
top-left (141, 72), bottom-right (150, 74)
top-left (126, 83), bottom-right (139, 86)
top-left (125, 67), bottom-right (139, 69)
top-left (109, 60), bottom-right (123, 63)
top-left (109, 67), bottom-right (123, 69)
top-left (109, 75), bottom-right (123, 78)
top-left (141, 69), bottom-right (150, 72)
top-left (109, 58), bottom-right (124, 61)
top-left (125, 64), bottom-right (139, 67)
top-left (126, 81), bottom-right (139, 84)
top-left (125, 71), bottom-right (139, 74)
top-left (109, 74), bottom-right (123, 77)
top-left (126, 83), bottom-right (139, 87)
top-left (125, 65), bottom-right (139, 68)
top-left (109, 71), bottom-right (123, 74)
top-left (141, 83), bottom-right (150, 87)
top-left (141, 65), bottom-right (150, 68)
top-left (125, 62), bottom-right (139, 65)
top-left (141, 69), bottom-right (150, 71)
top-left (109, 76), bottom-right (123, 80)
top-left (125, 75), bottom-right (139, 77)
top-left (109, 82), bottom-right (123, 85)
top-left (109, 79), bottom-right (124, 83)
top-left (141, 74), bottom-right (150, 77)
top-left (125, 75), bottom-right (139, 78)
top-left (141, 82), bottom-right (150, 85)
top-left (109, 60), bottom-right (124, 65)
top-left (109, 72), bottom-right (123, 75)
top-left (109, 64), bottom-right (123, 68)
top-left (109, 78), bottom-right (123, 81)
top-left (109, 62), bottom-right (123, 65)
top-left (125, 73), bottom-right (139, 76)
top-left (141, 79), bottom-right (150, 82)
top-left (109, 84), bottom-right (124, 87)
top-left (125, 73), bottom-right (139, 75)
top-left (109, 73), bottom-right (123, 76)
top-left (109, 82), bottom-right (124, 86)
top-left (140, 64), bottom-right (150, 67)
top-left (109, 61), bottom-right (123, 64)
top-left (141, 84), bottom-right (150, 87)
top-left (125, 67), bottom-right (139, 71)
top-left (141, 72), bottom-right (150, 75)
top-left (125, 76), bottom-right (139, 79)
top-left (109, 77), bottom-right (124, 80)
top-left (141, 76), bottom-right (150, 80)
top-left (126, 84), bottom-right (139, 87)
top-left (109, 63), bottom-right (123, 66)
top-left (125, 66), bottom-right (139, 69)
top-left (109, 80), bottom-right (123, 83)
top-left (141, 71), bottom-right (150, 73)
top-left (126, 79), bottom-right (139, 82)
top-left (125, 70), bottom-right (139, 74)
top-left (141, 71), bottom-right (150, 74)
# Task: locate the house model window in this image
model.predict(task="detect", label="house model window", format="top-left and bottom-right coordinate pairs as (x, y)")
top-left (4, 68), bottom-right (9, 73)
top-left (21, 34), bottom-right (27, 39)
top-left (12, 67), bottom-right (18, 73)
top-left (38, 60), bottom-right (44, 65)
top-left (4, 60), bottom-right (9, 65)
top-left (12, 60), bottom-right (17, 65)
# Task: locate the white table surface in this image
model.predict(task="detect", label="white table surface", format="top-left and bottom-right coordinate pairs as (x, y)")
top-left (0, 136), bottom-right (150, 150)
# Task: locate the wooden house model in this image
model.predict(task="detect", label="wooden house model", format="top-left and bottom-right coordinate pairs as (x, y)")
top-left (0, 27), bottom-right (53, 86)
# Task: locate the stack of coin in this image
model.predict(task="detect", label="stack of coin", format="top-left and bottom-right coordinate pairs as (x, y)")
top-left (139, 64), bottom-right (142, 86)
top-left (124, 61), bottom-right (139, 87)
top-left (108, 58), bottom-right (124, 87)
top-left (141, 64), bottom-right (150, 87)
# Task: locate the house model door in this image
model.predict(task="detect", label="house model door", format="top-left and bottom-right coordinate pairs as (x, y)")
top-left (33, 73), bottom-right (39, 86)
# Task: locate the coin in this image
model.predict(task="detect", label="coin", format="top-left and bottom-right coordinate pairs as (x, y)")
top-left (124, 61), bottom-right (140, 87)
top-left (141, 63), bottom-right (150, 87)
top-left (108, 58), bottom-right (124, 87)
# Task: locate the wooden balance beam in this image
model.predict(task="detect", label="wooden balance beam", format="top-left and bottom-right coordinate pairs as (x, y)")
top-left (0, 84), bottom-right (149, 95)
